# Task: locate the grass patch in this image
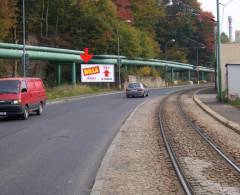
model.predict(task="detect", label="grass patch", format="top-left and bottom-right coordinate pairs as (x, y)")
top-left (46, 84), bottom-right (117, 100)
top-left (228, 99), bottom-right (240, 107)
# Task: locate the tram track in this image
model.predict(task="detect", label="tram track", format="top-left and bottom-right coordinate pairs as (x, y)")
top-left (159, 88), bottom-right (240, 194)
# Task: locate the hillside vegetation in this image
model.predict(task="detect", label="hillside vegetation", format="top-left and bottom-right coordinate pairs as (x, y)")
top-left (0, 0), bottom-right (215, 85)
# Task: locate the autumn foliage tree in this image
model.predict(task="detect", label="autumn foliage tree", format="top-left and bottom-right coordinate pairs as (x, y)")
top-left (0, 0), bottom-right (216, 79)
top-left (0, 0), bottom-right (17, 40)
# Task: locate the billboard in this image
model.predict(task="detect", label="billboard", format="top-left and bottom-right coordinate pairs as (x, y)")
top-left (81, 64), bottom-right (115, 82)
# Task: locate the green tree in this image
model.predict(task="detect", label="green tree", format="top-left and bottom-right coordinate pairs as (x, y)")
top-left (140, 32), bottom-right (160, 58)
top-left (221, 32), bottom-right (230, 43)
top-left (129, 0), bottom-right (164, 33)
top-left (156, 0), bottom-right (214, 66)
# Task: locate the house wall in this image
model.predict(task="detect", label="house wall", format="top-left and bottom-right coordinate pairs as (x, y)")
top-left (220, 43), bottom-right (240, 91)
top-left (227, 65), bottom-right (240, 97)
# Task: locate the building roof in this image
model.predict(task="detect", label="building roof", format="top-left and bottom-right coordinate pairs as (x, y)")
top-left (226, 64), bottom-right (240, 67)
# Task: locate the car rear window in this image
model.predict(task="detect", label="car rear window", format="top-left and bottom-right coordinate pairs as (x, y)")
top-left (128, 83), bottom-right (141, 88)
top-left (0, 80), bottom-right (20, 94)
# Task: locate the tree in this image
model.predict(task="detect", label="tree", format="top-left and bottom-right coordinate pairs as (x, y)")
top-left (129, 0), bottom-right (164, 34)
top-left (0, 0), bottom-right (17, 40)
top-left (221, 32), bottom-right (230, 43)
top-left (155, 0), bottom-right (215, 66)
top-left (114, 0), bottom-right (133, 22)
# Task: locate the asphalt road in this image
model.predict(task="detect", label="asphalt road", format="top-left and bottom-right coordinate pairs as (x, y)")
top-left (0, 86), bottom-right (193, 195)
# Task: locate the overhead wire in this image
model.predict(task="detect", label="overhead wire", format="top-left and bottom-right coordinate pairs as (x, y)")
top-left (220, 5), bottom-right (225, 32)
top-left (219, 0), bottom-right (236, 32)
top-left (224, 0), bottom-right (235, 6)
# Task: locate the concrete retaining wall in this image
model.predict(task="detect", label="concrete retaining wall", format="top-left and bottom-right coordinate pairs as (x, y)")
top-left (124, 75), bottom-right (166, 89)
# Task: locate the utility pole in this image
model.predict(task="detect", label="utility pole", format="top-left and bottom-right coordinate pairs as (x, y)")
top-left (216, 0), bottom-right (222, 100)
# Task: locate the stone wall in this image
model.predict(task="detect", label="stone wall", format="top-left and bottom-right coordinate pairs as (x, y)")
top-left (124, 75), bottom-right (166, 89)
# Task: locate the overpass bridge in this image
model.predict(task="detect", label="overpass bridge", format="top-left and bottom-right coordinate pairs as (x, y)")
top-left (0, 42), bottom-right (214, 85)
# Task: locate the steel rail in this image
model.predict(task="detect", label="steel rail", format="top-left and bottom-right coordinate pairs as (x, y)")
top-left (177, 90), bottom-right (240, 174)
top-left (159, 91), bottom-right (194, 195)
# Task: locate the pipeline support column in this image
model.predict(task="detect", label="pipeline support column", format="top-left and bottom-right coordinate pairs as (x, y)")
top-left (171, 68), bottom-right (174, 82)
top-left (72, 62), bottom-right (76, 86)
top-left (57, 64), bottom-right (62, 85)
top-left (202, 71), bottom-right (205, 81)
top-left (188, 70), bottom-right (191, 81)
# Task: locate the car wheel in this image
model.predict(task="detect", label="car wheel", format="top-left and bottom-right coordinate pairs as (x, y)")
top-left (22, 106), bottom-right (29, 120)
top-left (36, 103), bottom-right (43, 115)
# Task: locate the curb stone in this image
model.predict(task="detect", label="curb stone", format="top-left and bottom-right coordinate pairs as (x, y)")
top-left (193, 89), bottom-right (240, 135)
top-left (90, 99), bottom-right (149, 195)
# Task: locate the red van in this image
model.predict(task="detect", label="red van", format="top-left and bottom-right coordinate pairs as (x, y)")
top-left (0, 78), bottom-right (47, 120)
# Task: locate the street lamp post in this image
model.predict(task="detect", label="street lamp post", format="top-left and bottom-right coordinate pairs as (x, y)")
top-left (164, 39), bottom-right (175, 87)
top-left (117, 28), bottom-right (121, 90)
top-left (196, 47), bottom-right (199, 84)
top-left (165, 39), bottom-right (176, 60)
top-left (22, 0), bottom-right (26, 77)
top-left (185, 37), bottom-right (205, 84)
top-left (116, 20), bottom-right (131, 91)
top-left (195, 46), bottom-right (205, 84)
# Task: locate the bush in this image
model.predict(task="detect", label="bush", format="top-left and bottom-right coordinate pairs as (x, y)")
top-left (150, 67), bottom-right (160, 77)
top-left (46, 84), bottom-right (116, 100)
top-left (136, 66), bottom-right (151, 77)
top-left (135, 66), bottom-right (160, 78)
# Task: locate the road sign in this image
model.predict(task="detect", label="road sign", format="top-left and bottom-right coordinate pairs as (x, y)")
top-left (81, 64), bottom-right (114, 82)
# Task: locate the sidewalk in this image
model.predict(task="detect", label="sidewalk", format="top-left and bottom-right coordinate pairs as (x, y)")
top-left (197, 87), bottom-right (240, 125)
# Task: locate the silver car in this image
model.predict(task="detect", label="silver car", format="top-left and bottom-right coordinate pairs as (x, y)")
top-left (126, 83), bottom-right (149, 98)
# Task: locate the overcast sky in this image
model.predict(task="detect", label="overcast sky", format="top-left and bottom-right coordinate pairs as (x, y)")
top-left (198, 0), bottom-right (240, 41)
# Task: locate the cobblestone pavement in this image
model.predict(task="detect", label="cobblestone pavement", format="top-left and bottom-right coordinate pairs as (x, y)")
top-left (182, 92), bottom-right (240, 167)
top-left (92, 98), bottom-right (184, 195)
top-left (163, 94), bottom-right (240, 195)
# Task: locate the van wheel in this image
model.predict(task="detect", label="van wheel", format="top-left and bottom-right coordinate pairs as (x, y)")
top-left (22, 106), bottom-right (29, 120)
top-left (36, 103), bottom-right (43, 115)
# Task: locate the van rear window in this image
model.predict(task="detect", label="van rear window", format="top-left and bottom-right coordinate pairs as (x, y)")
top-left (0, 80), bottom-right (20, 94)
